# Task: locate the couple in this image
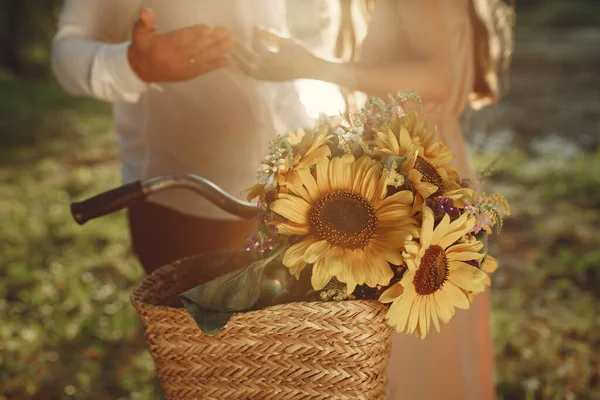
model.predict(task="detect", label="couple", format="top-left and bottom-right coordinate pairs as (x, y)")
top-left (51, 1), bottom-right (513, 399)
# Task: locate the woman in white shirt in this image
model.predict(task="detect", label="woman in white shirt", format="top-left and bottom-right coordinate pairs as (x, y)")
top-left (52, 0), bottom-right (314, 273)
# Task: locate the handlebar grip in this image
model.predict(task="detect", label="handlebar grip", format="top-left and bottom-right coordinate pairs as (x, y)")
top-left (70, 181), bottom-right (145, 225)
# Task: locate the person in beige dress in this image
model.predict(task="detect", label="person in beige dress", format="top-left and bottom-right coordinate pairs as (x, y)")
top-left (236, 0), bottom-right (515, 398)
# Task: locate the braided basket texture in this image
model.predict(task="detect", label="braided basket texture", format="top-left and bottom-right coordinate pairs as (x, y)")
top-left (131, 250), bottom-right (391, 399)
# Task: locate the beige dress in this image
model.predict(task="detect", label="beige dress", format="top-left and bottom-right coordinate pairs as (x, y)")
top-left (360, 1), bottom-right (495, 399)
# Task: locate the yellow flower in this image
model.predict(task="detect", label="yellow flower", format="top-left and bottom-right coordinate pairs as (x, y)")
top-left (271, 154), bottom-right (419, 293)
top-left (374, 112), bottom-right (456, 170)
top-left (247, 126), bottom-right (332, 201)
top-left (379, 206), bottom-right (489, 338)
top-left (396, 145), bottom-right (471, 213)
top-left (373, 112), bottom-right (464, 208)
top-left (290, 126), bottom-right (333, 171)
top-left (482, 255), bottom-right (498, 274)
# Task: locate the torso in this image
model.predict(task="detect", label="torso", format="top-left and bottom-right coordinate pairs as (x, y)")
top-left (118, 0), bottom-right (313, 218)
top-left (359, 0), bottom-right (475, 176)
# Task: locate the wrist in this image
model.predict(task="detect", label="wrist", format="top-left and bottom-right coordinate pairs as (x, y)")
top-left (309, 58), bottom-right (354, 89)
top-left (127, 44), bottom-right (151, 83)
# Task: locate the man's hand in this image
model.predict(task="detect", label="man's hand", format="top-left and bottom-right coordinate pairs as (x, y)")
top-left (127, 8), bottom-right (237, 83)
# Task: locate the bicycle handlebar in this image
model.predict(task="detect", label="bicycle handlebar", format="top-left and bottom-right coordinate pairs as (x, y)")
top-left (70, 174), bottom-right (258, 225)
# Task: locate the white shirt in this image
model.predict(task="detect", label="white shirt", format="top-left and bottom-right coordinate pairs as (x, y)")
top-left (51, 0), bottom-right (315, 220)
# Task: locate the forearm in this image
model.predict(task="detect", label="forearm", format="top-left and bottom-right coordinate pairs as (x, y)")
top-left (51, 0), bottom-right (146, 103)
top-left (308, 57), bottom-right (453, 104)
top-left (51, 36), bottom-right (148, 103)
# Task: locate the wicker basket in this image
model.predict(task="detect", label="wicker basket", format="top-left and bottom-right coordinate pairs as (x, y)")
top-left (131, 250), bottom-right (392, 399)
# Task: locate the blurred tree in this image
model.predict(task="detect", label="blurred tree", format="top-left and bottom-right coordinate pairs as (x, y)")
top-left (0, 0), bottom-right (61, 78)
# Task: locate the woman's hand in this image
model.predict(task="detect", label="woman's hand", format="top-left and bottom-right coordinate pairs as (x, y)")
top-left (233, 27), bottom-right (321, 82)
top-left (127, 8), bottom-right (237, 83)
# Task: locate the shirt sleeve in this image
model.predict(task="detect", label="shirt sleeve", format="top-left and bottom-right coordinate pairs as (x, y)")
top-left (51, 0), bottom-right (149, 103)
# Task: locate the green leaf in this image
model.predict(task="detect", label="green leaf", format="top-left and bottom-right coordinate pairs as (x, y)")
top-left (382, 154), bottom-right (407, 171)
top-left (178, 248), bottom-right (284, 335)
top-left (178, 298), bottom-right (234, 336)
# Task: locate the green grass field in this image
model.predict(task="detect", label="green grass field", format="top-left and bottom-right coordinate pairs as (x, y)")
top-left (1, 75), bottom-right (599, 399)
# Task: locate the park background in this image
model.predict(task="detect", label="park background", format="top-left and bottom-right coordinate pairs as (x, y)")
top-left (1, 1), bottom-right (599, 399)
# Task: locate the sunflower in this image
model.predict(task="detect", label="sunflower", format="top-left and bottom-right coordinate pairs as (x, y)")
top-left (394, 145), bottom-right (472, 214)
top-left (372, 112), bottom-right (464, 203)
top-left (247, 125), bottom-right (333, 201)
top-left (270, 154), bottom-right (419, 294)
top-left (379, 206), bottom-right (489, 338)
top-left (374, 112), bottom-right (456, 168)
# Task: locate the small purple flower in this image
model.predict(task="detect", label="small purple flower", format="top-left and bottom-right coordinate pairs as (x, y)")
top-left (432, 197), bottom-right (460, 220)
top-left (244, 230), bottom-right (279, 253)
top-left (253, 201), bottom-right (269, 222)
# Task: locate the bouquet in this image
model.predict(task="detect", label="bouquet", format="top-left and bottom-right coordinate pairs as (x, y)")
top-left (180, 91), bottom-right (509, 339)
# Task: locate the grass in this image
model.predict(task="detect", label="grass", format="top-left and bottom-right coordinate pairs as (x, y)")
top-left (0, 75), bottom-right (154, 399)
top-left (1, 75), bottom-right (599, 399)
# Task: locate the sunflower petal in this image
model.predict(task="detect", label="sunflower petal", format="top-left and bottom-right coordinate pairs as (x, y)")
top-left (360, 167), bottom-right (380, 203)
top-left (296, 168), bottom-right (319, 202)
top-left (315, 156), bottom-right (331, 194)
top-left (368, 240), bottom-right (404, 266)
top-left (407, 296), bottom-right (422, 335)
top-left (297, 144), bottom-right (331, 169)
top-left (431, 214), bottom-right (451, 246)
top-left (304, 240), bottom-right (332, 264)
top-left (352, 156), bottom-right (372, 193)
top-left (482, 255), bottom-right (499, 273)
top-left (311, 258), bottom-right (333, 290)
top-left (275, 222), bottom-right (310, 235)
top-left (283, 237), bottom-right (316, 273)
top-left (329, 155), bottom-right (353, 191)
top-left (424, 297), bottom-right (431, 337)
top-left (419, 297), bottom-right (429, 338)
top-left (435, 290), bottom-right (456, 323)
top-left (420, 206), bottom-right (435, 250)
top-left (270, 196), bottom-right (311, 225)
top-left (446, 240), bottom-right (484, 255)
top-left (447, 251), bottom-right (485, 262)
top-left (386, 292), bottom-right (412, 332)
top-left (431, 297), bottom-right (441, 333)
top-left (448, 262), bottom-right (489, 293)
top-left (438, 214), bottom-right (475, 249)
top-left (365, 253), bottom-right (394, 287)
top-left (444, 282), bottom-right (471, 310)
top-left (379, 190), bottom-right (414, 209)
top-left (379, 283), bottom-right (404, 303)
top-left (399, 127), bottom-right (413, 151)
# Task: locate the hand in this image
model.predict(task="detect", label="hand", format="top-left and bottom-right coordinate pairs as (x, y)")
top-left (233, 27), bottom-right (320, 82)
top-left (127, 8), bottom-right (237, 83)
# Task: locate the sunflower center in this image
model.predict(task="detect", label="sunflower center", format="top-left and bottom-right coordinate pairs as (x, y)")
top-left (415, 156), bottom-right (444, 196)
top-left (309, 191), bottom-right (378, 250)
top-left (413, 245), bottom-right (449, 295)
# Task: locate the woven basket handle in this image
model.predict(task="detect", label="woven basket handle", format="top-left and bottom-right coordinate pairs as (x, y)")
top-left (70, 174), bottom-right (258, 225)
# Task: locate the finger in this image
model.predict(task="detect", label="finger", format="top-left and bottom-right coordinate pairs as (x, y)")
top-left (253, 26), bottom-right (286, 49)
top-left (194, 56), bottom-right (231, 76)
top-left (193, 37), bottom-right (237, 61)
top-left (139, 8), bottom-right (156, 31)
top-left (133, 8), bottom-right (157, 51)
top-left (211, 26), bottom-right (232, 40)
top-left (170, 24), bottom-right (214, 48)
